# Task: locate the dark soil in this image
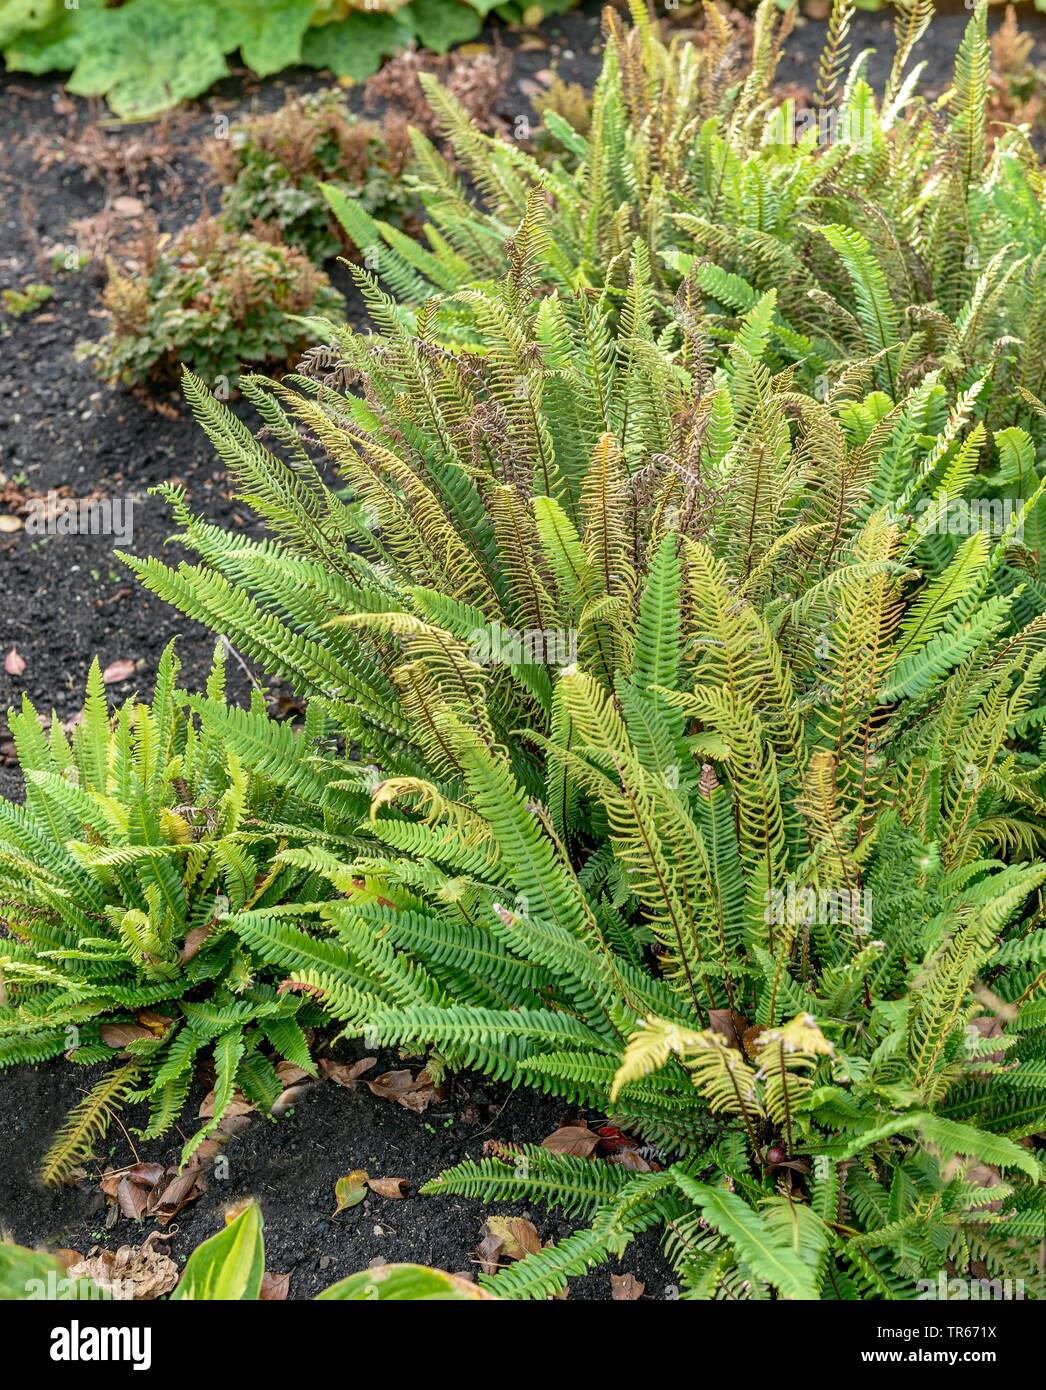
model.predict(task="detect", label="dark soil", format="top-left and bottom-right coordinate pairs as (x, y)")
top-left (1, 0), bottom-right (1044, 1298)
top-left (0, 1041), bottom-right (676, 1300)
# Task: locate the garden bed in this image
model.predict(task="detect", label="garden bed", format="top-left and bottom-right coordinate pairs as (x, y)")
top-left (3, 5), bottom-right (1039, 788)
top-left (3, 1), bottom-right (1046, 1303)
top-left (0, 1041), bottom-right (675, 1299)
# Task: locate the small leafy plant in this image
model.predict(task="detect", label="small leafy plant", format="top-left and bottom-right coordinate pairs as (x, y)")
top-left (2, 281), bottom-right (52, 318)
top-left (81, 216), bottom-right (343, 388)
top-left (0, 643), bottom-right (356, 1179)
top-left (212, 90), bottom-right (417, 264)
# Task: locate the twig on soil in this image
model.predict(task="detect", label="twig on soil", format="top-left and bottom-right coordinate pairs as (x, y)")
top-left (222, 636), bottom-right (263, 692)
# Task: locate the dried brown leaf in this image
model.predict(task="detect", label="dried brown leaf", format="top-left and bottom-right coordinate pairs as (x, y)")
top-left (321, 1056), bottom-right (377, 1088)
top-left (611, 1273), bottom-right (645, 1300)
top-left (484, 1215), bottom-right (541, 1261)
top-left (99, 1022), bottom-right (153, 1048)
top-left (541, 1124), bottom-right (600, 1157)
top-left (368, 1176), bottom-right (409, 1199)
top-left (366, 1067), bottom-right (440, 1112)
top-left (260, 1271), bottom-right (291, 1300)
top-left (101, 658), bottom-right (136, 685)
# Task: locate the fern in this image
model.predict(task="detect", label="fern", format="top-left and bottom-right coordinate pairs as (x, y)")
top-left (0, 645), bottom-right (350, 1179)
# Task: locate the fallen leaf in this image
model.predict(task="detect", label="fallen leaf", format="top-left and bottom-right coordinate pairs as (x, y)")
top-left (215, 1111), bottom-right (253, 1139)
top-left (275, 1061), bottom-right (312, 1085)
top-left (99, 1162), bottom-right (165, 1204)
top-left (116, 1176), bottom-right (150, 1221)
top-left (101, 658), bottom-right (136, 685)
top-left (178, 922), bottom-right (212, 964)
top-left (135, 1010), bottom-right (173, 1036)
top-left (708, 1008), bottom-right (748, 1051)
top-left (271, 1083), bottom-right (312, 1116)
top-left (366, 1067), bottom-right (441, 1113)
top-left (475, 1231), bottom-right (504, 1276)
top-left (112, 195), bottom-right (145, 217)
top-left (484, 1215), bottom-right (541, 1261)
top-left (199, 1088), bottom-right (254, 1121)
top-left (4, 646), bottom-right (26, 676)
top-left (595, 1125), bottom-right (635, 1155)
top-left (607, 1149), bottom-right (654, 1172)
top-left (542, 1124), bottom-right (600, 1157)
top-left (149, 1165), bottom-right (205, 1224)
top-left (259, 1271), bottom-right (291, 1300)
top-left (99, 1022), bottom-right (154, 1048)
top-left (67, 1232), bottom-right (177, 1300)
top-left (321, 1056), bottom-right (377, 1088)
top-left (333, 1169), bottom-right (369, 1214)
top-left (368, 1176), bottom-right (409, 1199)
top-left (611, 1273), bottom-right (645, 1301)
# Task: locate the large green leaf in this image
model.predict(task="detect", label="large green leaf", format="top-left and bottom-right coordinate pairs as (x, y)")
top-left (317, 1263), bottom-right (498, 1300)
top-left (0, 1243), bottom-right (107, 1301)
top-left (2, 0), bottom-right (98, 74)
top-left (171, 1200), bottom-right (265, 1301)
top-left (0, 0), bottom-right (58, 48)
top-left (65, 0), bottom-right (230, 119)
top-left (300, 10), bottom-right (410, 79)
top-left (225, 0), bottom-right (316, 76)
top-left (403, 0), bottom-right (482, 52)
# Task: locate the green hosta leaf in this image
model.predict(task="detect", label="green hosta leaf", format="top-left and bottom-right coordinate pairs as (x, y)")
top-left (0, 1242), bottom-right (107, 1301)
top-left (65, 0), bottom-right (230, 119)
top-left (172, 1201), bottom-right (265, 1301)
top-left (403, 0), bottom-right (483, 50)
top-left (225, 0), bottom-right (316, 76)
top-left (300, 10), bottom-right (410, 79)
top-left (0, 0), bottom-right (59, 49)
top-left (317, 1263), bottom-right (498, 1299)
top-left (1, 0), bottom-right (98, 73)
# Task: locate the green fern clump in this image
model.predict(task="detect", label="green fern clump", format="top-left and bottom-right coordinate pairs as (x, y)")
top-left (0, 643), bottom-right (364, 1180)
top-left (83, 2), bottom-right (1046, 1299)
top-left (125, 297), bottom-right (1046, 1295)
top-left (333, 0), bottom-right (1046, 435)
